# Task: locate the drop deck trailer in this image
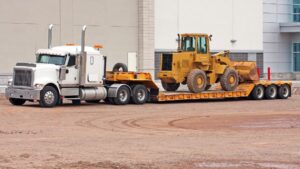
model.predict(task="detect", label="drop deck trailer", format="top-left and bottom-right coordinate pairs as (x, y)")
top-left (105, 71), bottom-right (292, 104)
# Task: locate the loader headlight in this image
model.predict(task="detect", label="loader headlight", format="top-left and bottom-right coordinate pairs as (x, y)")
top-left (34, 84), bottom-right (44, 89)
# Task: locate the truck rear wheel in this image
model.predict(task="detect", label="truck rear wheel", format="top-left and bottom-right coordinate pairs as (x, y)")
top-left (131, 85), bottom-right (149, 104)
top-left (113, 63), bottom-right (128, 72)
top-left (187, 69), bottom-right (207, 93)
top-left (40, 86), bottom-right (58, 107)
top-left (277, 85), bottom-right (290, 99)
top-left (9, 98), bottom-right (26, 106)
top-left (161, 82), bottom-right (180, 91)
top-left (251, 85), bottom-right (264, 100)
top-left (265, 85), bottom-right (277, 99)
top-left (220, 68), bottom-right (239, 91)
top-left (113, 86), bottom-right (131, 105)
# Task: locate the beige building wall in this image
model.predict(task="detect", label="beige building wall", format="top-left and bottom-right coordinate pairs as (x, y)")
top-left (0, 0), bottom-right (155, 76)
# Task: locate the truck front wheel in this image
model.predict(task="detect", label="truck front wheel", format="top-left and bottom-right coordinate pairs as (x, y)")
top-left (40, 86), bottom-right (59, 108)
top-left (9, 98), bottom-right (26, 106)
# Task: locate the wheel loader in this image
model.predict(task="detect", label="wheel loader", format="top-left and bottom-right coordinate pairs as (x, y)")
top-left (158, 33), bottom-right (259, 93)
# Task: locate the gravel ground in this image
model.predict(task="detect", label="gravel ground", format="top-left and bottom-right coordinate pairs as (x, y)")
top-left (0, 94), bottom-right (300, 169)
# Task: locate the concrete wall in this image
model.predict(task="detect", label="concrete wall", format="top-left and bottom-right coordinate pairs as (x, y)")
top-left (0, 0), bottom-right (139, 74)
top-left (263, 0), bottom-right (293, 73)
top-left (155, 0), bottom-right (263, 52)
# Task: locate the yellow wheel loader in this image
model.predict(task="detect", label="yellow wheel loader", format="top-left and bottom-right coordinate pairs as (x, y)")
top-left (158, 34), bottom-right (259, 93)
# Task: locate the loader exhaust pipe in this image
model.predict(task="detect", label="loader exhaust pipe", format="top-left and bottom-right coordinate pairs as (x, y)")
top-left (81, 25), bottom-right (87, 53)
top-left (48, 24), bottom-right (54, 49)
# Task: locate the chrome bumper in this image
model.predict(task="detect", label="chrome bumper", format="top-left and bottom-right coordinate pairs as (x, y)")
top-left (5, 87), bottom-right (40, 100)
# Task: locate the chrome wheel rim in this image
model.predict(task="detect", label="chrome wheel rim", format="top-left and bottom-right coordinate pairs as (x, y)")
top-left (44, 91), bottom-right (55, 105)
top-left (257, 88), bottom-right (264, 98)
top-left (282, 87), bottom-right (289, 97)
top-left (119, 90), bottom-right (128, 102)
top-left (270, 87), bottom-right (276, 98)
top-left (137, 89), bottom-right (146, 101)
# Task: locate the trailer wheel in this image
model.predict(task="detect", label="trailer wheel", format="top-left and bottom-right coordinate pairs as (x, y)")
top-left (161, 82), bottom-right (180, 91)
top-left (85, 100), bottom-right (101, 104)
top-left (113, 86), bottom-right (131, 105)
top-left (40, 86), bottom-right (58, 107)
top-left (265, 85), bottom-right (277, 99)
top-left (220, 68), bottom-right (239, 91)
top-left (277, 85), bottom-right (290, 99)
top-left (131, 85), bottom-right (149, 104)
top-left (113, 63), bottom-right (128, 72)
top-left (187, 69), bottom-right (207, 93)
top-left (9, 98), bottom-right (26, 106)
top-left (251, 85), bottom-right (264, 100)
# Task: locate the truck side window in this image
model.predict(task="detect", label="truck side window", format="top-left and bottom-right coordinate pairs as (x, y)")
top-left (197, 37), bottom-right (207, 54)
top-left (67, 55), bottom-right (76, 67)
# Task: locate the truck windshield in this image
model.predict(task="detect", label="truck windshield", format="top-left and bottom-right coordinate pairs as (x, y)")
top-left (181, 36), bottom-right (196, 52)
top-left (37, 54), bottom-right (66, 65)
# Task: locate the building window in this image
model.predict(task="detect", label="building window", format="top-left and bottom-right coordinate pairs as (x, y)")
top-left (293, 43), bottom-right (300, 71)
top-left (294, 0), bottom-right (300, 22)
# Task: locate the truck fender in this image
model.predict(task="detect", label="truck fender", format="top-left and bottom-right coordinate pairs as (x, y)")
top-left (107, 84), bottom-right (131, 98)
top-left (42, 82), bottom-right (61, 95)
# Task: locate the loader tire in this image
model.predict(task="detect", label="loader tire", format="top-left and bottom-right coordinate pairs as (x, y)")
top-left (187, 69), bottom-right (207, 93)
top-left (220, 68), bottom-right (239, 91)
top-left (113, 63), bottom-right (128, 72)
top-left (161, 82), bottom-right (180, 91)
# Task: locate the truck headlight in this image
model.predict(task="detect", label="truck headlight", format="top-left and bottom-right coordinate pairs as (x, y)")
top-left (34, 84), bottom-right (44, 89)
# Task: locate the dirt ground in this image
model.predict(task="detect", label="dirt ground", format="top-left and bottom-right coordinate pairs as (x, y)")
top-left (0, 95), bottom-right (300, 169)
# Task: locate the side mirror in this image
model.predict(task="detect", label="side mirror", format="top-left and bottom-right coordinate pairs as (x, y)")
top-left (209, 35), bottom-right (213, 41)
top-left (59, 66), bottom-right (67, 81)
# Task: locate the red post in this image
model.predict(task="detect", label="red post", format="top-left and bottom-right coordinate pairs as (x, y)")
top-left (257, 67), bottom-right (260, 79)
top-left (268, 67), bottom-right (271, 81)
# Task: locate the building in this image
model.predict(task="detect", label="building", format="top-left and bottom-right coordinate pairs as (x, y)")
top-left (0, 0), bottom-right (155, 89)
top-left (263, 0), bottom-right (300, 79)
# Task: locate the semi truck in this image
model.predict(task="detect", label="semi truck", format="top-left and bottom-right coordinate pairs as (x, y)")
top-left (5, 25), bottom-right (292, 107)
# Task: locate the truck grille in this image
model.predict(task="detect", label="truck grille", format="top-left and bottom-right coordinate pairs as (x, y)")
top-left (161, 54), bottom-right (173, 71)
top-left (13, 69), bottom-right (33, 87)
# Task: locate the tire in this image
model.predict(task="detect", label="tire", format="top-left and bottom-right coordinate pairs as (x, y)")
top-left (113, 86), bottom-right (131, 105)
top-left (161, 82), bottom-right (180, 91)
top-left (85, 100), bottom-right (101, 104)
top-left (187, 69), bottom-right (207, 93)
top-left (9, 98), bottom-right (26, 106)
top-left (72, 100), bottom-right (81, 105)
top-left (265, 85), bottom-right (277, 100)
top-left (220, 68), bottom-right (239, 91)
top-left (277, 85), bottom-right (290, 99)
top-left (112, 63), bottom-right (128, 72)
top-left (40, 86), bottom-right (59, 107)
top-left (251, 85), bottom-right (265, 100)
top-left (131, 85), bottom-right (149, 104)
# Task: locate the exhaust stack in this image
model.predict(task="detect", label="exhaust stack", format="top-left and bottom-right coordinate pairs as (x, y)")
top-left (79, 25), bottom-right (87, 86)
top-left (48, 24), bottom-right (54, 49)
top-left (81, 25), bottom-right (87, 53)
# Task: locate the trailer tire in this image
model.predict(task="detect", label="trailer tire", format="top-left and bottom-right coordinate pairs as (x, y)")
top-left (161, 82), bottom-right (180, 91)
top-left (131, 85), bottom-right (149, 104)
top-left (220, 68), bottom-right (239, 91)
top-left (40, 86), bottom-right (59, 107)
top-left (9, 98), bottom-right (26, 106)
top-left (265, 85), bottom-right (277, 99)
top-left (113, 86), bottom-right (131, 105)
top-left (251, 85), bottom-right (264, 100)
top-left (113, 63), bottom-right (128, 72)
top-left (277, 85), bottom-right (290, 99)
top-left (187, 69), bottom-right (207, 93)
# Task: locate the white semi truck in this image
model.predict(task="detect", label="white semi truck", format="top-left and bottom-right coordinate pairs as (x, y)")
top-left (5, 25), bottom-right (155, 107)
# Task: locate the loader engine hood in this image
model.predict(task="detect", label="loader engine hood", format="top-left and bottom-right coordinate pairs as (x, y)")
top-left (13, 63), bottom-right (60, 87)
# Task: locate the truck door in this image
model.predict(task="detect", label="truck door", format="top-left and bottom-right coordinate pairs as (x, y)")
top-left (195, 36), bottom-right (210, 66)
top-left (60, 55), bottom-right (79, 86)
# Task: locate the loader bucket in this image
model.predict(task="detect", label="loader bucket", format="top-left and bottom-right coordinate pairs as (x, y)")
top-left (233, 61), bottom-right (259, 82)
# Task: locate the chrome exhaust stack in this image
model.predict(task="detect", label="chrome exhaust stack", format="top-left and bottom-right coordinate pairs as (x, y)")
top-left (79, 25), bottom-right (87, 86)
top-left (48, 24), bottom-right (54, 49)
